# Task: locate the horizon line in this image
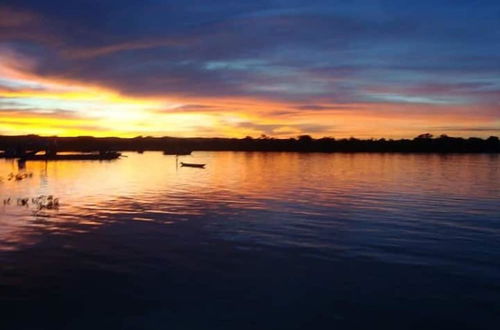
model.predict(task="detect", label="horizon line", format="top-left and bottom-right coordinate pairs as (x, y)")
top-left (0, 133), bottom-right (499, 141)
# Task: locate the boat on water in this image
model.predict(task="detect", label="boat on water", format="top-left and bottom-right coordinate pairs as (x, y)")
top-left (20, 151), bottom-right (122, 161)
top-left (180, 162), bottom-right (205, 168)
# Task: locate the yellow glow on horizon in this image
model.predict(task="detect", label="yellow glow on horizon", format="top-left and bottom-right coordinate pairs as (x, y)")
top-left (1, 48), bottom-right (498, 139)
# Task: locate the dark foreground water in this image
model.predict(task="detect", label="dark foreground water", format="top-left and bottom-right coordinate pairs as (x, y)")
top-left (0, 152), bottom-right (499, 329)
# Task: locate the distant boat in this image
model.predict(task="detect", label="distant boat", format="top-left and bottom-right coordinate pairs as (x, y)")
top-left (20, 151), bottom-right (122, 161)
top-left (180, 162), bottom-right (205, 168)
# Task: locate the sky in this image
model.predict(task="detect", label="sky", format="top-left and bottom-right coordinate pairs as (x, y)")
top-left (0, 0), bottom-right (499, 138)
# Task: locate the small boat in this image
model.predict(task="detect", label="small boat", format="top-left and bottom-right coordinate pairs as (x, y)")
top-left (180, 162), bottom-right (205, 168)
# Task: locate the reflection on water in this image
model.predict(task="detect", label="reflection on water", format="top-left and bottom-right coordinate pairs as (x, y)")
top-left (0, 152), bottom-right (499, 329)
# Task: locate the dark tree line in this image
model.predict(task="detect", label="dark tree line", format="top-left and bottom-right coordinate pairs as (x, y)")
top-left (0, 133), bottom-right (499, 155)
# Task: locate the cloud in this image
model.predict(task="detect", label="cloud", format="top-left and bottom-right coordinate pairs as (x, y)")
top-left (62, 38), bottom-right (195, 59)
top-left (161, 104), bottom-right (219, 113)
top-left (3, 1), bottom-right (500, 106)
top-left (0, 6), bottom-right (39, 27)
top-left (0, 0), bottom-right (499, 137)
top-left (293, 104), bottom-right (352, 111)
top-left (0, 107), bottom-right (87, 119)
top-left (433, 126), bottom-right (500, 133)
top-left (234, 121), bottom-right (333, 136)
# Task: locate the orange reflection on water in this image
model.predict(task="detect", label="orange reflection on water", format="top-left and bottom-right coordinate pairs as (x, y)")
top-left (0, 152), bottom-right (499, 251)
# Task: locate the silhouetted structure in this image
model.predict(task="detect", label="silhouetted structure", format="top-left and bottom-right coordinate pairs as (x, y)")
top-left (19, 151), bottom-right (121, 161)
top-left (0, 134), bottom-right (498, 156)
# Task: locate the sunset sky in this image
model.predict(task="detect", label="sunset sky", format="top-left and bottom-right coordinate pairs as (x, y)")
top-left (0, 0), bottom-right (499, 138)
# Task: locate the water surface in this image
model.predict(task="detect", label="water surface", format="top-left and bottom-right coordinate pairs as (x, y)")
top-left (1, 152), bottom-right (499, 329)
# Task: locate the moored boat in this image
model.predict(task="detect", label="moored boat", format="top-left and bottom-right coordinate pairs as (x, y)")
top-left (180, 162), bottom-right (205, 168)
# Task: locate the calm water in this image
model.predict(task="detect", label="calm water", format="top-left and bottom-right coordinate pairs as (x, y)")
top-left (1, 152), bottom-right (499, 329)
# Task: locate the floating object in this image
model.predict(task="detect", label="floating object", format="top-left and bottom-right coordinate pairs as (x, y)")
top-left (4, 172), bottom-right (33, 181)
top-left (180, 162), bottom-right (205, 168)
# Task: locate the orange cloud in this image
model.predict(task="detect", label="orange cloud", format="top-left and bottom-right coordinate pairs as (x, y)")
top-left (1, 47), bottom-right (498, 138)
top-left (62, 38), bottom-right (194, 59)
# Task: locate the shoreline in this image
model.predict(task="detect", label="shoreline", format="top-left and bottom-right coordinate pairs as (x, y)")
top-left (0, 134), bottom-right (498, 154)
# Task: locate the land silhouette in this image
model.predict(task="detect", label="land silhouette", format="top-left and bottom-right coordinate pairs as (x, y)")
top-left (0, 134), bottom-right (499, 156)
